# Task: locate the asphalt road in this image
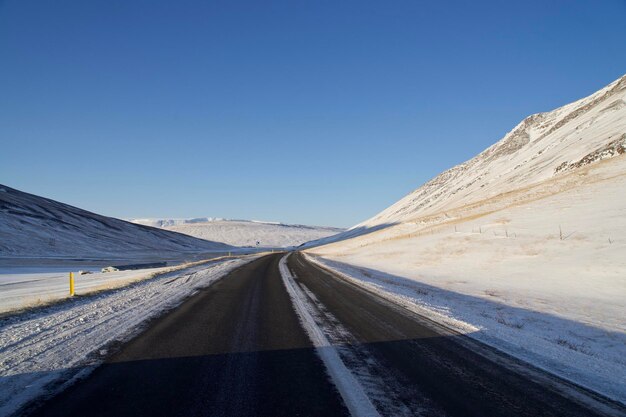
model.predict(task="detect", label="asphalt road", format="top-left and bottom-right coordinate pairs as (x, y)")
top-left (28, 252), bottom-right (620, 417)
top-left (29, 254), bottom-right (349, 417)
top-left (288, 253), bottom-right (615, 417)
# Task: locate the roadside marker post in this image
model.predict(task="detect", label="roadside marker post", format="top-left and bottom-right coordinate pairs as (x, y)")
top-left (69, 272), bottom-right (75, 296)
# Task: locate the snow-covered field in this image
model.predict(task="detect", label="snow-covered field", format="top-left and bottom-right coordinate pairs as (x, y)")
top-left (131, 217), bottom-right (344, 248)
top-left (0, 256), bottom-right (257, 416)
top-left (0, 256), bottom-right (234, 314)
top-left (307, 74), bottom-right (626, 404)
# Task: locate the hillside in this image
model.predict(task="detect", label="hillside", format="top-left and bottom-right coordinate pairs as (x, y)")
top-left (130, 218), bottom-right (343, 248)
top-left (359, 74), bottom-right (626, 228)
top-left (307, 74), bottom-right (626, 403)
top-left (0, 185), bottom-right (233, 260)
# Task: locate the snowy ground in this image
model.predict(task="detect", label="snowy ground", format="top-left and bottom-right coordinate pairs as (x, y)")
top-left (131, 218), bottom-right (344, 248)
top-left (306, 158), bottom-right (626, 404)
top-left (308, 253), bottom-right (626, 402)
top-left (0, 255), bottom-right (236, 314)
top-left (0, 256), bottom-right (258, 416)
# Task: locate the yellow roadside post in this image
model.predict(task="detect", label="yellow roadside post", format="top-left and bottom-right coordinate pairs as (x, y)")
top-left (69, 272), bottom-right (75, 296)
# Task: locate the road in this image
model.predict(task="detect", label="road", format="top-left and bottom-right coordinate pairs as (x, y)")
top-left (28, 253), bottom-right (619, 417)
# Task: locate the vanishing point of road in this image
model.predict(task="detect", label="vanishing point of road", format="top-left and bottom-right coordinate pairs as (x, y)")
top-left (28, 253), bottom-right (623, 417)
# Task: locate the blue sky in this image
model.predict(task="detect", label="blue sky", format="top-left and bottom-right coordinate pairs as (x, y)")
top-left (1, 0), bottom-right (625, 227)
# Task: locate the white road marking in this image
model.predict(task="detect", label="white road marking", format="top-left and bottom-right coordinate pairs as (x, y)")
top-left (279, 253), bottom-right (381, 417)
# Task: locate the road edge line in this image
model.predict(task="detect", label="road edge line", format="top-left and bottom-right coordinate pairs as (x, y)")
top-left (279, 253), bottom-right (381, 417)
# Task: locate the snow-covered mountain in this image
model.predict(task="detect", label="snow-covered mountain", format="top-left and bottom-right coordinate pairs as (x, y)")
top-left (130, 218), bottom-right (344, 248)
top-left (307, 74), bottom-right (626, 403)
top-left (129, 217), bottom-right (226, 228)
top-left (0, 185), bottom-right (233, 260)
top-left (359, 73), bottom-right (626, 228)
top-left (307, 73), bottom-right (626, 248)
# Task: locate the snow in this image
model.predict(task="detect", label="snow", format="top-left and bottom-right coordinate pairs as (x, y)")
top-left (129, 217), bottom-right (226, 227)
top-left (279, 254), bottom-right (380, 417)
top-left (131, 218), bottom-right (344, 248)
top-left (306, 74), bottom-right (626, 404)
top-left (0, 256), bottom-right (233, 314)
top-left (0, 256), bottom-right (258, 416)
top-left (0, 185), bottom-right (233, 261)
top-left (357, 74), bottom-right (626, 229)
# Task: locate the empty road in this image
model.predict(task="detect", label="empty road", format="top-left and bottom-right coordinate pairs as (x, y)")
top-left (28, 253), bottom-right (621, 417)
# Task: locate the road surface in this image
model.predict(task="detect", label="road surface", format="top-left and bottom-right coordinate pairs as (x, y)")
top-left (28, 253), bottom-right (620, 416)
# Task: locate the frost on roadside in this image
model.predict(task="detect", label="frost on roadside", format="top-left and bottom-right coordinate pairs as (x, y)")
top-left (0, 257), bottom-right (255, 416)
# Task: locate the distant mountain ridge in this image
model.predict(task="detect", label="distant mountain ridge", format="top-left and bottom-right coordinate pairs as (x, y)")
top-left (130, 217), bottom-right (323, 229)
top-left (130, 217), bottom-right (228, 228)
top-left (130, 218), bottom-right (344, 248)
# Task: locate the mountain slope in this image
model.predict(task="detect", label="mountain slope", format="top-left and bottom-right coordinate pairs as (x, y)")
top-left (359, 74), bottom-right (626, 228)
top-left (0, 185), bottom-right (233, 260)
top-left (305, 74), bottom-right (626, 248)
top-left (130, 218), bottom-right (344, 248)
top-left (307, 74), bottom-right (626, 404)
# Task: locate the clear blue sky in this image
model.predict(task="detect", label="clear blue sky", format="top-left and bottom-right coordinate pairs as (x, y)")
top-left (1, 0), bottom-right (625, 227)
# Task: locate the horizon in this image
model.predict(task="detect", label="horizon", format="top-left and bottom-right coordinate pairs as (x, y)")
top-left (2, 1), bottom-right (626, 228)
